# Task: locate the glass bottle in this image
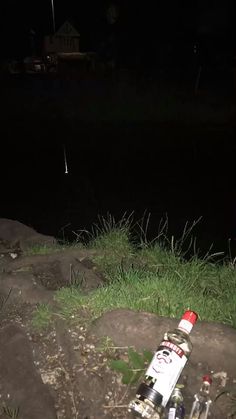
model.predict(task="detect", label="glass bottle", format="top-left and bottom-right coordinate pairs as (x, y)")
top-left (167, 386), bottom-right (185, 419)
top-left (189, 375), bottom-right (212, 419)
top-left (128, 310), bottom-right (198, 418)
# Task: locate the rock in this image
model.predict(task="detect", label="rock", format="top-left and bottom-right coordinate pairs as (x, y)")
top-left (0, 324), bottom-right (57, 419)
top-left (0, 218), bottom-right (56, 251)
top-left (4, 250), bottom-right (105, 293)
top-left (90, 308), bottom-right (236, 418)
top-left (0, 272), bottom-right (54, 305)
top-left (1, 218), bottom-right (235, 417)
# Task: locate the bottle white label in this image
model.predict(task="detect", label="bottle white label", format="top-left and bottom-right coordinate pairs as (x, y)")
top-left (145, 341), bottom-right (187, 407)
top-left (168, 408), bottom-right (176, 419)
top-left (168, 408), bottom-right (183, 419)
top-left (178, 319), bottom-right (193, 334)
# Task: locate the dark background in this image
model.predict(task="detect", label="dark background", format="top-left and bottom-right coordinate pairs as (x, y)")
top-left (1, 0), bottom-right (235, 59)
top-left (1, 0), bottom-right (236, 256)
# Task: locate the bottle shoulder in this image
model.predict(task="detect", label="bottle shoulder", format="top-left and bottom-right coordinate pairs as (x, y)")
top-left (164, 328), bottom-right (192, 355)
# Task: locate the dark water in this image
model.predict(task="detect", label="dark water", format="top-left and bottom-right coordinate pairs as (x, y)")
top-left (1, 75), bottom-right (236, 257)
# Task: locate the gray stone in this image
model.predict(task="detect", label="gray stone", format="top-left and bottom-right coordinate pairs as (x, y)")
top-left (90, 308), bottom-right (236, 418)
top-left (0, 218), bottom-right (56, 250)
top-left (0, 324), bottom-right (57, 419)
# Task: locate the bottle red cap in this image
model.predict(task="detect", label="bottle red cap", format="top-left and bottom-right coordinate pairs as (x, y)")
top-left (182, 310), bottom-right (198, 325)
top-left (202, 375), bottom-right (212, 384)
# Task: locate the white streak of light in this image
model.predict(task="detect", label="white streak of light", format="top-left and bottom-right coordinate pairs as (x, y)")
top-left (63, 145), bottom-right (68, 174)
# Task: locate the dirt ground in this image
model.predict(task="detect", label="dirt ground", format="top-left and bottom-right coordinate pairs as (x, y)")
top-left (0, 303), bottom-right (136, 419)
top-left (1, 219), bottom-right (236, 419)
top-left (0, 220), bottom-right (140, 419)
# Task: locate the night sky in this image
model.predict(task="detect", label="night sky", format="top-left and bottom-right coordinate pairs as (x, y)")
top-left (1, 1), bottom-right (236, 256)
top-left (1, 0), bottom-right (235, 58)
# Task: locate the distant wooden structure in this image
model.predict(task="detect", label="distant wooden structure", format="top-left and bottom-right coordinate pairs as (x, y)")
top-left (42, 20), bottom-right (100, 80)
top-left (43, 20), bottom-right (80, 55)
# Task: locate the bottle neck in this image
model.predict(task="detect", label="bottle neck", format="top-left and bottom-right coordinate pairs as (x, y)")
top-left (177, 319), bottom-right (193, 334)
top-left (200, 382), bottom-right (211, 395)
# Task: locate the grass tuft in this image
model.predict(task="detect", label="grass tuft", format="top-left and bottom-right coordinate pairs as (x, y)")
top-left (31, 303), bottom-right (53, 330)
top-left (31, 213), bottom-right (236, 330)
top-left (24, 241), bottom-right (84, 256)
top-left (24, 243), bottom-right (65, 256)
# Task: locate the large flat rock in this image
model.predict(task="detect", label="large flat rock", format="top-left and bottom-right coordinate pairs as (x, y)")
top-left (0, 218), bottom-right (55, 250)
top-left (0, 324), bottom-right (57, 419)
top-left (90, 308), bottom-right (236, 418)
